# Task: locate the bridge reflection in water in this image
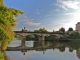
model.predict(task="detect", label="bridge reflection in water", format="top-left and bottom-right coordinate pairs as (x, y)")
top-left (6, 39), bottom-right (80, 59)
top-left (7, 39), bottom-right (46, 55)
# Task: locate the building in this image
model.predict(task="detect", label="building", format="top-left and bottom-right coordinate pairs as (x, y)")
top-left (76, 22), bottom-right (80, 33)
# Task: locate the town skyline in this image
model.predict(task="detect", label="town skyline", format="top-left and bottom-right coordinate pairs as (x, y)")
top-left (4, 0), bottom-right (80, 31)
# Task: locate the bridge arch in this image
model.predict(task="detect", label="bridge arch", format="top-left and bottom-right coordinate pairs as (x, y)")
top-left (25, 34), bottom-right (39, 41)
top-left (14, 31), bottom-right (65, 41)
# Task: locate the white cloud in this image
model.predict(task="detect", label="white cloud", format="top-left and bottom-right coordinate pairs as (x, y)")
top-left (45, 15), bottom-right (52, 17)
top-left (52, 15), bottom-right (80, 30)
top-left (13, 27), bottom-right (22, 31)
top-left (62, 12), bottom-right (80, 15)
top-left (23, 20), bottom-right (41, 26)
top-left (50, 9), bottom-right (60, 14)
top-left (56, 0), bottom-right (80, 10)
top-left (53, 9), bottom-right (60, 12)
top-left (52, 19), bottom-right (70, 25)
top-left (18, 16), bottom-right (41, 26)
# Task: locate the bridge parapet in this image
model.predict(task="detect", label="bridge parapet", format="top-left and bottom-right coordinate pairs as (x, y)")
top-left (14, 31), bottom-right (65, 34)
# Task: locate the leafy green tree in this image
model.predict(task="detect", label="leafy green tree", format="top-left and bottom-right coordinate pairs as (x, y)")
top-left (59, 27), bottom-right (65, 33)
top-left (0, 52), bottom-right (4, 60)
top-left (0, 0), bottom-right (24, 50)
top-left (26, 35), bottom-right (38, 41)
top-left (34, 28), bottom-right (48, 32)
top-left (39, 28), bottom-right (48, 32)
top-left (34, 30), bottom-right (40, 32)
top-left (26, 35), bottom-right (33, 41)
top-left (0, 51), bottom-right (9, 60)
top-left (69, 32), bottom-right (80, 39)
top-left (68, 27), bottom-right (73, 31)
top-left (45, 35), bottom-right (57, 40)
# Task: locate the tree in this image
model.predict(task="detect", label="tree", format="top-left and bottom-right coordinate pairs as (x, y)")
top-left (59, 27), bottom-right (65, 33)
top-left (69, 32), bottom-right (80, 39)
top-left (34, 30), bottom-right (40, 32)
top-left (45, 35), bottom-right (57, 40)
top-left (34, 28), bottom-right (48, 32)
top-left (0, 0), bottom-right (24, 50)
top-left (39, 28), bottom-right (48, 32)
top-left (68, 27), bottom-right (73, 31)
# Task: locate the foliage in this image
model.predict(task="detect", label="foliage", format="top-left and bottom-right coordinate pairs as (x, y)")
top-left (59, 27), bottom-right (65, 33)
top-left (60, 34), bottom-right (69, 39)
top-left (68, 27), bottom-right (73, 31)
top-left (0, 0), bottom-right (24, 50)
top-left (34, 28), bottom-right (48, 32)
top-left (25, 35), bottom-right (39, 41)
top-left (0, 51), bottom-right (9, 60)
top-left (39, 28), bottom-right (48, 32)
top-left (45, 35), bottom-right (57, 40)
top-left (26, 35), bottom-right (36, 41)
top-left (15, 35), bottom-right (21, 40)
top-left (68, 32), bottom-right (80, 39)
top-left (33, 35), bottom-right (39, 40)
top-left (0, 52), bottom-right (4, 60)
top-left (34, 30), bottom-right (40, 32)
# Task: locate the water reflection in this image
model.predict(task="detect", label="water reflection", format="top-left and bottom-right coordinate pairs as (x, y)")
top-left (1, 39), bottom-right (80, 60)
top-left (76, 50), bottom-right (80, 59)
top-left (8, 38), bottom-right (21, 47)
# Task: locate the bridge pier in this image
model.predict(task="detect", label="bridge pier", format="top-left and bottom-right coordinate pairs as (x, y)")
top-left (21, 37), bottom-right (26, 47)
top-left (38, 35), bottom-right (45, 41)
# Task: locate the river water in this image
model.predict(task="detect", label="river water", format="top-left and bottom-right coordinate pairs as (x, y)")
top-left (6, 38), bottom-right (80, 60)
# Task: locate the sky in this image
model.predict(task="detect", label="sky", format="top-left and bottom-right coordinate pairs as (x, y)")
top-left (4, 0), bottom-right (80, 31)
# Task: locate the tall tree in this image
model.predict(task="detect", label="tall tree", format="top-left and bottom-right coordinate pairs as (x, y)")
top-left (0, 0), bottom-right (24, 50)
top-left (59, 27), bottom-right (65, 33)
top-left (68, 27), bottom-right (73, 31)
top-left (39, 28), bottom-right (48, 32)
top-left (34, 28), bottom-right (48, 32)
top-left (34, 30), bottom-right (40, 32)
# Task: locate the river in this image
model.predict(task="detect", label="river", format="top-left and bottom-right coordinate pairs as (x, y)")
top-left (5, 38), bottom-right (80, 60)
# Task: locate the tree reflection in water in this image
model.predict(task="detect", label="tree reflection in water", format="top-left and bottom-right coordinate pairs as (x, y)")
top-left (1, 40), bottom-right (80, 59)
top-left (0, 41), bottom-right (10, 60)
top-left (33, 40), bottom-right (80, 59)
top-left (0, 50), bottom-right (9, 60)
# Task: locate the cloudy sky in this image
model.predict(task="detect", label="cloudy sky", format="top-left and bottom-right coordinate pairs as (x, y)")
top-left (4, 0), bottom-right (80, 31)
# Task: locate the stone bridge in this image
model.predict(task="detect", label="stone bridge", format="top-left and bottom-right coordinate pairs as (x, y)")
top-left (14, 31), bottom-right (65, 41)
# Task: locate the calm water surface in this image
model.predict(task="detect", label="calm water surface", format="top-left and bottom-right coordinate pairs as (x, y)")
top-left (6, 38), bottom-right (80, 60)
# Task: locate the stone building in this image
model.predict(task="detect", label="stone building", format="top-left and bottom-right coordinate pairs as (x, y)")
top-left (76, 22), bottom-right (80, 33)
